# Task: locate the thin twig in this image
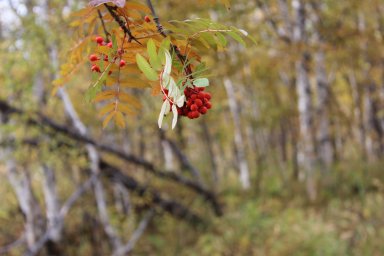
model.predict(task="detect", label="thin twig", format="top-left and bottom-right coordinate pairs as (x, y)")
top-left (98, 9), bottom-right (111, 40)
top-left (145, 0), bottom-right (193, 76)
top-left (113, 209), bottom-right (155, 256)
top-left (104, 4), bottom-right (142, 45)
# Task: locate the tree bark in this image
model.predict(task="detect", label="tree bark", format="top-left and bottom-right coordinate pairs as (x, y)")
top-left (5, 161), bottom-right (45, 251)
top-left (224, 78), bottom-right (251, 190)
top-left (41, 165), bottom-right (63, 255)
top-left (314, 46), bottom-right (333, 167)
top-left (201, 120), bottom-right (219, 186)
top-left (347, 71), bottom-right (367, 158)
top-left (292, 0), bottom-right (317, 200)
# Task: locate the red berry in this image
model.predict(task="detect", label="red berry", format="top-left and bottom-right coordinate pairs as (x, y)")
top-left (198, 92), bottom-right (205, 99)
top-left (104, 55), bottom-right (109, 61)
top-left (192, 111), bottom-right (200, 118)
top-left (187, 112), bottom-right (194, 119)
top-left (107, 42), bottom-right (113, 48)
top-left (199, 107), bottom-right (208, 114)
top-left (91, 64), bottom-right (101, 73)
top-left (119, 59), bottom-right (126, 67)
top-left (177, 108), bottom-right (183, 115)
top-left (197, 87), bottom-right (205, 91)
top-left (191, 94), bottom-right (197, 100)
top-left (144, 16), bottom-right (151, 23)
top-left (89, 54), bottom-right (99, 62)
top-left (205, 102), bottom-right (212, 109)
top-left (190, 104), bottom-right (198, 111)
top-left (204, 92), bottom-right (211, 100)
top-left (95, 36), bottom-right (104, 44)
top-left (187, 100), bottom-right (193, 107)
top-left (195, 99), bottom-right (203, 107)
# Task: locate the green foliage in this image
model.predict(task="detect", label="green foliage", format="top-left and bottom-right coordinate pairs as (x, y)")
top-left (136, 53), bottom-right (159, 81)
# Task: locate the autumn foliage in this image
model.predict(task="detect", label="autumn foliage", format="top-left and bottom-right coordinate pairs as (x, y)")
top-left (54, 0), bottom-right (252, 129)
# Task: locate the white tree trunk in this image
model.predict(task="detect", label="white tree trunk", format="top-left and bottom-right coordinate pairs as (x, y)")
top-left (5, 160), bottom-right (44, 250)
top-left (314, 49), bottom-right (333, 167)
top-left (224, 78), bottom-right (250, 190)
top-left (42, 165), bottom-right (62, 242)
top-left (293, 0), bottom-right (316, 200)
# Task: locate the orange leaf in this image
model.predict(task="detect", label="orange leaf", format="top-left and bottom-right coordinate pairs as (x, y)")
top-left (118, 92), bottom-right (142, 110)
top-left (93, 91), bottom-right (116, 102)
top-left (117, 103), bottom-right (135, 116)
top-left (98, 102), bottom-right (115, 117)
top-left (114, 111), bottom-right (126, 128)
top-left (102, 111), bottom-right (116, 128)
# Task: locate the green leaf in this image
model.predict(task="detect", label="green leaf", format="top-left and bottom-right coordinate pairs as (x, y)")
top-left (158, 38), bottom-right (171, 64)
top-left (112, 34), bottom-right (118, 52)
top-left (194, 62), bottom-right (208, 76)
top-left (215, 32), bottom-right (228, 47)
top-left (99, 57), bottom-right (105, 70)
top-left (147, 39), bottom-right (162, 71)
top-left (85, 82), bottom-right (102, 102)
top-left (136, 53), bottom-right (158, 81)
top-left (193, 78), bottom-right (209, 87)
top-left (228, 29), bottom-right (246, 46)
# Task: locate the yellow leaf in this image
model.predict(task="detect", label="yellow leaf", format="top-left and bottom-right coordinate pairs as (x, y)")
top-left (118, 92), bottom-right (142, 110)
top-left (93, 91), bottom-right (116, 102)
top-left (151, 83), bottom-right (161, 96)
top-left (71, 7), bottom-right (94, 17)
top-left (102, 111), bottom-right (116, 129)
top-left (117, 103), bottom-right (135, 116)
top-left (109, 64), bottom-right (141, 74)
top-left (119, 79), bottom-right (150, 88)
top-left (98, 102), bottom-right (115, 117)
top-left (96, 46), bottom-right (113, 56)
top-left (123, 2), bottom-right (150, 13)
top-left (114, 111), bottom-right (126, 128)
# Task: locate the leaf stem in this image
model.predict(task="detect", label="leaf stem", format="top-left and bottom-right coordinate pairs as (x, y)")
top-left (145, 0), bottom-right (193, 77)
top-left (97, 10), bottom-right (111, 40)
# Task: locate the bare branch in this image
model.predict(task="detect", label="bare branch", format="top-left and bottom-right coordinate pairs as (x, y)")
top-left (0, 234), bottom-right (25, 255)
top-left (0, 99), bottom-right (222, 216)
top-left (25, 174), bottom-right (97, 256)
top-left (113, 209), bottom-right (155, 256)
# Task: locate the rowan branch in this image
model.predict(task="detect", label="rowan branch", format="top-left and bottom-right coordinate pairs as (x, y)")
top-left (145, 0), bottom-right (193, 76)
top-left (104, 4), bottom-right (142, 45)
top-left (98, 9), bottom-right (111, 40)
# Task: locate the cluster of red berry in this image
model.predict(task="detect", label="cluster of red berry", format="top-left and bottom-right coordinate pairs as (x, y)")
top-left (170, 87), bottom-right (212, 119)
top-left (89, 36), bottom-right (126, 73)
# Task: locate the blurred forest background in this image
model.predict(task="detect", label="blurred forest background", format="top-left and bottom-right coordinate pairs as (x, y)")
top-left (1, 0), bottom-right (384, 255)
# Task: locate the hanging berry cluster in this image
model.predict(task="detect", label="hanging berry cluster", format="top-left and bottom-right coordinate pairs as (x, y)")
top-left (89, 36), bottom-right (126, 74)
top-left (178, 87), bottom-right (212, 119)
top-left (162, 86), bottom-right (212, 120)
